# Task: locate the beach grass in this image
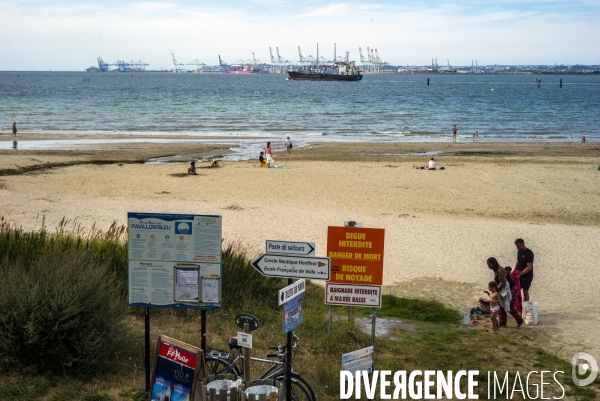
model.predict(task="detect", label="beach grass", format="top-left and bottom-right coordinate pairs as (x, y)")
top-left (0, 222), bottom-right (598, 400)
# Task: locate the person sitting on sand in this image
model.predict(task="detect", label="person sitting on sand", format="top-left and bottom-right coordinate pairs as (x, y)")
top-left (484, 281), bottom-right (501, 334)
top-left (188, 161), bottom-right (197, 175)
top-left (211, 160), bottom-right (219, 168)
top-left (259, 152), bottom-right (268, 167)
top-left (428, 157), bottom-right (436, 170)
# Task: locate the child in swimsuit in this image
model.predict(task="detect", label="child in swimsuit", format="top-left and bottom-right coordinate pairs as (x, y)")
top-left (484, 281), bottom-right (501, 334)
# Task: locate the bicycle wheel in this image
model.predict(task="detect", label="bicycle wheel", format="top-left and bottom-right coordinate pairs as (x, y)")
top-left (273, 373), bottom-right (316, 401)
top-left (204, 354), bottom-right (241, 377)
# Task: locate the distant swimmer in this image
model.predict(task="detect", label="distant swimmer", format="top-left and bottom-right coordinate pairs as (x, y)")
top-left (452, 125), bottom-right (458, 142)
top-left (12, 122), bottom-right (17, 137)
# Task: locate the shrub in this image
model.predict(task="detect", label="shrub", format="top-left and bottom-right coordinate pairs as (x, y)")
top-left (0, 248), bottom-right (134, 375)
top-left (221, 242), bottom-right (284, 310)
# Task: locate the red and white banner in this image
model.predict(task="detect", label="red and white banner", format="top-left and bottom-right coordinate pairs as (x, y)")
top-left (158, 342), bottom-right (197, 368)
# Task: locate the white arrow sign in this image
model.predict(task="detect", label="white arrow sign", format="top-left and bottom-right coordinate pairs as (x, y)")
top-left (252, 254), bottom-right (330, 280)
top-left (278, 279), bottom-right (306, 306)
top-left (266, 240), bottom-right (315, 256)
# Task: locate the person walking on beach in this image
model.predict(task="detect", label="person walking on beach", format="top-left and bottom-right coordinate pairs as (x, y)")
top-left (514, 238), bottom-right (534, 302)
top-left (264, 141), bottom-right (274, 167)
top-left (12, 122), bottom-right (17, 137)
top-left (478, 257), bottom-right (523, 327)
top-left (285, 137), bottom-right (293, 153)
top-left (452, 125), bottom-right (458, 142)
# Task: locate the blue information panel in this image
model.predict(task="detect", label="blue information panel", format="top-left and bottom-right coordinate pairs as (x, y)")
top-left (127, 212), bottom-right (222, 309)
top-left (283, 293), bottom-right (304, 334)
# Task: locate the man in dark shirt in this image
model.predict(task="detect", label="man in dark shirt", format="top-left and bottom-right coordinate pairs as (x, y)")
top-left (514, 238), bottom-right (534, 302)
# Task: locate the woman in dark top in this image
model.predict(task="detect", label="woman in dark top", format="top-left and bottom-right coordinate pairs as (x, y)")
top-left (478, 257), bottom-right (523, 327)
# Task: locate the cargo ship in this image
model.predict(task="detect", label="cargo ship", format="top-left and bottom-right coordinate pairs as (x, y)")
top-left (226, 66), bottom-right (259, 74)
top-left (287, 61), bottom-right (362, 81)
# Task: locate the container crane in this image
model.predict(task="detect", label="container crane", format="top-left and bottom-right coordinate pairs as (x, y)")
top-left (172, 53), bottom-right (184, 73)
top-left (276, 47), bottom-right (290, 71)
top-left (187, 60), bottom-right (205, 73)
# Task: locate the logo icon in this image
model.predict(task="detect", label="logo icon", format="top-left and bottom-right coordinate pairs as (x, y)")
top-left (572, 352), bottom-right (598, 386)
top-left (136, 234), bottom-right (141, 239)
top-left (175, 222), bottom-right (192, 235)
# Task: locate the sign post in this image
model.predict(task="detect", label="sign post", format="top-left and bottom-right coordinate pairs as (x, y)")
top-left (326, 224), bottom-right (385, 348)
top-left (127, 212), bottom-right (223, 393)
top-left (251, 254), bottom-right (330, 280)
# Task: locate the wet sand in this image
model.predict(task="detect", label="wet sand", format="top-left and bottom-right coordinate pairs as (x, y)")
top-left (1, 136), bottom-right (599, 361)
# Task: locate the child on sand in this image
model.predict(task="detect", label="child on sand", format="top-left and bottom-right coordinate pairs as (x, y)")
top-left (484, 281), bottom-right (501, 334)
top-left (188, 161), bottom-right (197, 175)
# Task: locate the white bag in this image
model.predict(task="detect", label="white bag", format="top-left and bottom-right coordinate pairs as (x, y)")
top-left (522, 301), bottom-right (539, 325)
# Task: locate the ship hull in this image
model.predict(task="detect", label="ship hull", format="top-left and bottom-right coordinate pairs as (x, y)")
top-left (287, 71), bottom-right (362, 81)
top-left (226, 69), bottom-right (258, 74)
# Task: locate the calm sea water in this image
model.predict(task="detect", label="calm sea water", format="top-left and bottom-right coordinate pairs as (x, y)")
top-left (1, 72), bottom-right (599, 146)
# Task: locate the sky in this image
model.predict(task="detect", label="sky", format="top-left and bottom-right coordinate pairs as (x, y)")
top-left (1, 0), bottom-right (599, 71)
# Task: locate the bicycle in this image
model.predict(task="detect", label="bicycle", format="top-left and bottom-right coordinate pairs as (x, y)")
top-left (205, 333), bottom-right (316, 401)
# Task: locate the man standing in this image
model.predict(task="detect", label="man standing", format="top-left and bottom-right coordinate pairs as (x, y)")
top-left (514, 238), bottom-right (534, 302)
top-left (12, 122), bottom-right (17, 137)
top-left (452, 125), bottom-right (457, 142)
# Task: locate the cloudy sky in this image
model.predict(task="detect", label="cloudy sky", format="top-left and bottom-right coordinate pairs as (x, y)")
top-left (1, 0), bottom-right (598, 70)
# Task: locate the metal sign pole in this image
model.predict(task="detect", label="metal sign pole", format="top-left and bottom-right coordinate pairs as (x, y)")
top-left (201, 309), bottom-right (207, 353)
top-left (286, 278), bottom-right (293, 401)
top-left (145, 307), bottom-right (151, 392)
top-left (371, 307), bottom-right (376, 347)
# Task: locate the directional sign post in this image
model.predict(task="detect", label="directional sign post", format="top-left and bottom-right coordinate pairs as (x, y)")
top-left (266, 240), bottom-right (315, 256)
top-left (278, 279), bottom-right (306, 306)
top-left (252, 254), bottom-right (330, 280)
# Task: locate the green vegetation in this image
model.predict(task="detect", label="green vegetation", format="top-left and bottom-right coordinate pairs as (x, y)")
top-left (0, 221), bottom-right (598, 400)
top-left (358, 294), bottom-right (461, 323)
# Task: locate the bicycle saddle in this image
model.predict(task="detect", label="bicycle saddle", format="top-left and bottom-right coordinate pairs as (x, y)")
top-left (228, 336), bottom-right (240, 349)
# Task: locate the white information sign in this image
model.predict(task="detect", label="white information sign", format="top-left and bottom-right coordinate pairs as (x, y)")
top-left (237, 332), bottom-right (252, 349)
top-left (266, 240), bottom-right (315, 256)
top-left (252, 254), bottom-right (330, 280)
top-left (342, 346), bottom-right (374, 381)
top-left (278, 279), bottom-right (306, 306)
top-left (127, 212), bottom-right (222, 309)
top-left (325, 283), bottom-right (382, 307)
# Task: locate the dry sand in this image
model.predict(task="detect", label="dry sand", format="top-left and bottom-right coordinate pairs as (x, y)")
top-left (1, 137), bottom-right (599, 361)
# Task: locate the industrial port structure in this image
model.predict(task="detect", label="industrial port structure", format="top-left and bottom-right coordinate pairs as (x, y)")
top-left (87, 49), bottom-right (600, 74)
top-left (87, 44), bottom-right (387, 73)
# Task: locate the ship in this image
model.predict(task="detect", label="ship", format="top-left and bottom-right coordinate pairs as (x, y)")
top-left (287, 61), bottom-right (362, 81)
top-left (226, 66), bottom-right (259, 74)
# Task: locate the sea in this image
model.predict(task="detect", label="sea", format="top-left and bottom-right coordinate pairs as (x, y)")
top-left (1, 72), bottom-right (599, 160)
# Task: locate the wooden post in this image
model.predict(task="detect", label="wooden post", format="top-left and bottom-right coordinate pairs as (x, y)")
top-left (560, 79), bottom-right (563, 88)
top-left (371, 308), bottom-right (376, 347)
top-left (427, 78), bottom-right (430, 86)
top-left (328, 306), bottom-right (332, 336)
top-left (348, 306), bottom-right (354, 325)
top-left (243, 322), bottom-right (251, 381)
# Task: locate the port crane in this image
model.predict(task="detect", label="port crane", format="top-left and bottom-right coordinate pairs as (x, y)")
top-left (187, 59), bottom-right (206, 73)
top-left (276, 47), bottom-right (291, 72)
top-left (172, 53), bottom-right (185, 73)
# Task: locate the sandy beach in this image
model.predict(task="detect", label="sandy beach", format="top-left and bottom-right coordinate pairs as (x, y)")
top-left (1, 136), bottom-right (599, 361)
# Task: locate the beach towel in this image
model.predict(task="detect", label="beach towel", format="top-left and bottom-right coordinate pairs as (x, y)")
top-left (510, 269), bottom-right (522, 311)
